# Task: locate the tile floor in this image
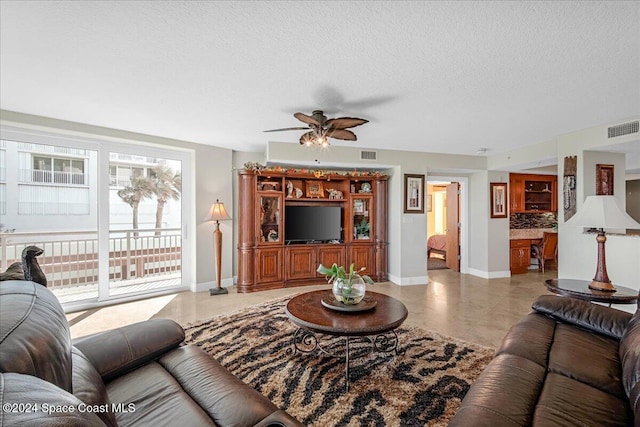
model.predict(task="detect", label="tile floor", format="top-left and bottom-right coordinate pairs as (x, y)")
top-left (67, 269), bottom-right (563, 347)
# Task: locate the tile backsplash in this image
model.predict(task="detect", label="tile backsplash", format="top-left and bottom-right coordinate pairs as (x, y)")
top-left (510, 212), bottom-right (557, 229)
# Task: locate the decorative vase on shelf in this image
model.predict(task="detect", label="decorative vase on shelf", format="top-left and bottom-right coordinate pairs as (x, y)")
top-left (332, 275), bottom-right (366, 305)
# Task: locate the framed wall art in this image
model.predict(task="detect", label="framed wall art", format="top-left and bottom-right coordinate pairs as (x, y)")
top-left (596, 164), bottom-right (614, 195)
top-left (490, 182), bottom-right (508, 218)
top-left (404, 174), bottom-right (425, 214)
top-left (563, 156), bottom-right (577, 221)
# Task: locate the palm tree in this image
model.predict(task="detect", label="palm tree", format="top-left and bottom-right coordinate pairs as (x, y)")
top-left (150, 165), bottom-right (182, 236)
top-left (117, 176), bottom-right (154, 237)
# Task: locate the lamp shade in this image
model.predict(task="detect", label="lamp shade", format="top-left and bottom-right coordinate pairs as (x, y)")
top-left (565, 195), bottom-right (640, 230)
top-left (204, 199), bottom-right (231, 222)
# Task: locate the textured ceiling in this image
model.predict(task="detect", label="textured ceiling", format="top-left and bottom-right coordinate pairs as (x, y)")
top-left (1, 1), bottom-right (639, 156)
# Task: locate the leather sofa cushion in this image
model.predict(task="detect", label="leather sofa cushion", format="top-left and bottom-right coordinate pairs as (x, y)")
top-left (107, 361), bottom-right (215, 427)
top-left (549, 323), bottom-right (625, 399)
top-left (72, 347), bottom-right (117, 427)
top-left (450, 353), bottom-right (546, 426)
top-left (159, 346), bottom-right (280, 426)
top-left (0, 281), bottom-right (72, 392)
top-left (0, 372), bottom-right (105, 426)
top-left (533, 373), bottom-right (631, 426)
top-left (452, 308), bottom-right (634, 427)
top-left (495, 311), bottom-right (555, 367)
top-left (106, 345), bottom-right (281, 427)
top-left (620, 309), bottom-right (640, 422)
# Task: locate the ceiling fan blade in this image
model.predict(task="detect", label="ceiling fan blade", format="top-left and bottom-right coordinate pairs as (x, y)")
top-left (299, 131), bottom-right (316, 145)
top-left (325, 117), bottom-right (369, 130)
top-left (263, 127), bottom-right (309, 132)
top-left (327, 129), bottom-right (357, 141)
top-left (294, 112), bottom-right (320, 126)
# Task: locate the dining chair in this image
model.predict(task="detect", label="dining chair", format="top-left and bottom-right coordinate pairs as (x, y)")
top-left (531, 232), bottom-right (558, 273)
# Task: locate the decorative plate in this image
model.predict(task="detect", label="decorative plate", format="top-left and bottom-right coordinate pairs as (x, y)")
top-left (321, 293), bottom-right (377, 312)
top-left (359, 182), bottom-right (372, 193)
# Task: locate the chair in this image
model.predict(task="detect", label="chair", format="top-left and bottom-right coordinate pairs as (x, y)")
top-left (531, 232), bottom-right (558, 273)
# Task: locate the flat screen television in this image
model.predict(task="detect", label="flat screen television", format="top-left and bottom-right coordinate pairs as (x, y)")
top-left (285, 206), bottom-right (342, 243)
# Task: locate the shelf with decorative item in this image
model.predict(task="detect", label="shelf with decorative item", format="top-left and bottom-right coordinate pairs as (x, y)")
top-left (237, 166), bottom-right (389, 292)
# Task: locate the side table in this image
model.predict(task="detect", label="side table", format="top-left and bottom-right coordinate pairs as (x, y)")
top-left (545, 278), bottom-right (639, 306)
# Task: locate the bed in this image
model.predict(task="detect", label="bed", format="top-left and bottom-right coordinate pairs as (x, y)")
top-left (427, 234), bottom-right (447, 260)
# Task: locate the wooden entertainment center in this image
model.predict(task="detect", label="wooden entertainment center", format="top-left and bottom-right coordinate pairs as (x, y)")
top-left (237, 166), bottom-right (388, 293)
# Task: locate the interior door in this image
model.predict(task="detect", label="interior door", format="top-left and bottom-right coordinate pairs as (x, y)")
top-left (445, 183), bottom-right (460, 271)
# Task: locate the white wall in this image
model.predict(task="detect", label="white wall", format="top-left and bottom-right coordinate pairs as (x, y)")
top-left (556, 121), bottom-right (640, 312)
top-left (559, 150), bottom-right (631, 280)
top-left (465, 171), bottom-right (510, 278)
top-left (487, 171), bottom-right (510, 275)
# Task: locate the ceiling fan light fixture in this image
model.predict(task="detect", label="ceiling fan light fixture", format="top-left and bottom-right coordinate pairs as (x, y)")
top-left (317, 135), bottom-right (329, 147)
top-left (266, 110), bottom-right (368, 149)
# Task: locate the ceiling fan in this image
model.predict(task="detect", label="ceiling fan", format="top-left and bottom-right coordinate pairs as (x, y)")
top-left (264, 110), bottom-right (368, 147)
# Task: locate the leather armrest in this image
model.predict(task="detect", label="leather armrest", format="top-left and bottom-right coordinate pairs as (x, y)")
top-left (254, 410), bottom-right (306, 427)
top-left (532, 295), bottom-right (632, 340)
top-left (72, 319), bottom-right (185, 382)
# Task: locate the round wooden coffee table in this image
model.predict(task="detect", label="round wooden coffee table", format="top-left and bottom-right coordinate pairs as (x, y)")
top-left (285, 290), bottom-right (408, 391)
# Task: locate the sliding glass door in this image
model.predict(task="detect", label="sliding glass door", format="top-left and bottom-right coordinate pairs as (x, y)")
top-left (0, 128), bottom-right (191, 308)
top-left (1, 134), bottom-right (99, 303)
top-left (106, 148), bottom-right (187, 298)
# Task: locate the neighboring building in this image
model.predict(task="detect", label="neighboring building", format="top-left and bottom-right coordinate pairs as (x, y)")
top-left (0, 139), bottom-right (181, 233)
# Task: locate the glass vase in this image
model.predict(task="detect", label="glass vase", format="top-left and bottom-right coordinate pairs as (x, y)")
top-left (332, 275), bottom-right (366, 305)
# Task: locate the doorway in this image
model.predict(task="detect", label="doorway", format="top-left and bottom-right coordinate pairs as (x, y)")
top-left (426, 178), bottom-right (466, 274)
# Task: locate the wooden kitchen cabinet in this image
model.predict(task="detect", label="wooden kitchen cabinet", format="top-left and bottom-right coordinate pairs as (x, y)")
top-left (510, 174), bottom-right (557, 213)
top-left (510, 239), bottom-right (531, 274)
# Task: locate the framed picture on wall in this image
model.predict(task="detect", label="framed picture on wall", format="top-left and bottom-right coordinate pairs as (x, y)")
top-left (596, 164), bottom-right (614, 195)
top-left (490, 182), bottom-right (508, 218)
top-left (404, 174), bottom-right (425, 214)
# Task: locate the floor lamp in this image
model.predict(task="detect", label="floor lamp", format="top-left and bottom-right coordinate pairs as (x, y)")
top-left (565, 195), bottom-right (640, 292)
top-left (204, 199), bottom-right (231, 295)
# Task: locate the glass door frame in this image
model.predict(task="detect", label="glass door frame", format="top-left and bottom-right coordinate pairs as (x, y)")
top-left (1, 126), bottom-right (193, 309)
top-left (99, 141), bottom-right (192, 302)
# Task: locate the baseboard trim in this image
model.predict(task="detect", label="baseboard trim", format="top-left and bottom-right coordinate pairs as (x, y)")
top-left (468, 268), bottom-right (511, 279)
top-left (194, 278), bottom-right (234, 293)
top-left (387, 273), bottom-right (428, 286)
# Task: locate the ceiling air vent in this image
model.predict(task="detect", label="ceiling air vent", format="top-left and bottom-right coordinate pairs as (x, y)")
top-left (607, 120), bottom-right (639, 138)
top-left (360, 150), bottom-right (377, 161)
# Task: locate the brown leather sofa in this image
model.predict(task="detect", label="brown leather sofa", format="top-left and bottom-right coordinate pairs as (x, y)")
top-left (450, 293), bottom-right (639, 426)
top-left (0, 280), bottom-right (303, 426)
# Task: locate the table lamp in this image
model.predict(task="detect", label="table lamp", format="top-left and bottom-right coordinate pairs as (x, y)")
top-left (565, 195), bottom-right (640, 292)
top-left (204, 199), bottom-right (231, 295)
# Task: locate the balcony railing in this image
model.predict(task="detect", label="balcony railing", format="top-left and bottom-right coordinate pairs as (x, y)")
top-left (109, 175), bottom-right (133, 187)
top-left (0, 229), bottom-right (182, 298)
top-left (18, 169), bottom-right (87, 185)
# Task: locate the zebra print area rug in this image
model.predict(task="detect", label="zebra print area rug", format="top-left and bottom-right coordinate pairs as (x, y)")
top-left (183, 295), bottom-right (494, 426)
